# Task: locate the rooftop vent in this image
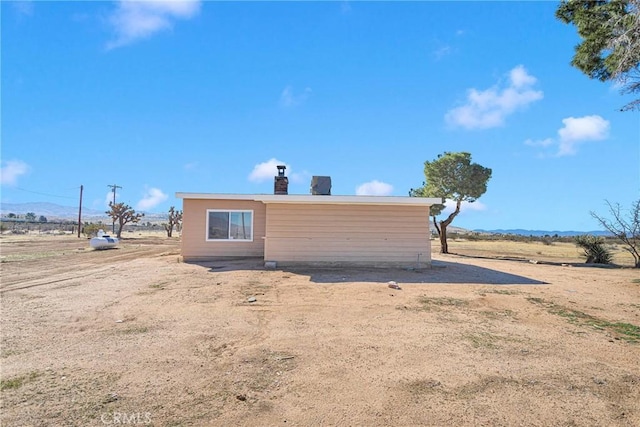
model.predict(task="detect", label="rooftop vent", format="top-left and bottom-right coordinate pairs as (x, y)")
top-left (274, 165), bottom-right (289, 195)
top-left (310, 176), bottom-right (331, 195)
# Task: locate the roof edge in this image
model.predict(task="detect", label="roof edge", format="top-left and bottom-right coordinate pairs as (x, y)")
top-left (175, 192), bottom-right (442, 206)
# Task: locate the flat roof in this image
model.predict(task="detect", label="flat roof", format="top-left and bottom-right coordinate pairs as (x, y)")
top-left (176, 193), bottom-right (442, 206)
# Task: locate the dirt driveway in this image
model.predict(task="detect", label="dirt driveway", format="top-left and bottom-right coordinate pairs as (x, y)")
top-left (1, 235), bottom-right (639, 426)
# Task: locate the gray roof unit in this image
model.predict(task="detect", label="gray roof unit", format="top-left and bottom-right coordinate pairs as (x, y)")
top-left (310, 176), bottom-right (331, 195)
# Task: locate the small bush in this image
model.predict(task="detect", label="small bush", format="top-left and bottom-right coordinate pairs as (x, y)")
top-left (82, 223), bottom-right (102, 238)
top-left (575, 235), bottom-right (612, 264)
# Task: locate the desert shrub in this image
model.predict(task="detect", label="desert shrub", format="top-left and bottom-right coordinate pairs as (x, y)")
top-left (575, 235), bottom-right (612, 264)
top-left (82, 223), bottom-right (102, 238)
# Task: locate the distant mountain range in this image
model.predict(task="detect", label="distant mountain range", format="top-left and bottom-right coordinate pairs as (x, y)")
top-left (0, 202), bottom-right (167, 221)
top-left (474, 229), bottom-right (612, 237)
top-left (0, 203), bottom-right (609, 235)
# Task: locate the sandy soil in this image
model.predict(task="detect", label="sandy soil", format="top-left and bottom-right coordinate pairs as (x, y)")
top-left (1, 235), bottom-right (639, 426)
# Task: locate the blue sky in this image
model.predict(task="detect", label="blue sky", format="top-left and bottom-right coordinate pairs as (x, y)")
top-left (2, 1), bottom-right (638, 230)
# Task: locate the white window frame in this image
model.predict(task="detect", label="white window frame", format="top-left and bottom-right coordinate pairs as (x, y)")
top-left (205, 209), bottom-right (254, 242)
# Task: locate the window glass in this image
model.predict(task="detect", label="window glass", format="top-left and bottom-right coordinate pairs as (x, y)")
top-left (207, 210), bottom-right (253, 241)
top-left (208, 211), bottom-right (229, 240)
top-left (230, 212), bottom-right (252, 240)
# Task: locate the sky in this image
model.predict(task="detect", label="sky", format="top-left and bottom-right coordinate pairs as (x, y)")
top-left (1, 0), bottom-right (639, 231)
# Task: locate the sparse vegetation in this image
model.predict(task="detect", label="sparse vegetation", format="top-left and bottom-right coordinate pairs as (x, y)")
top-left (575, 234), bottom-right (613, 264)
top-left (591, 199), bottom-right (640, 268)
top-left (418, 296), bottom-right (468, 309)
top-left (82, 223), bottom-right (102, 238)
top-left (527, 297), bottom-right (640, 342)
top-left (1, 372), bottom-right (40, 391)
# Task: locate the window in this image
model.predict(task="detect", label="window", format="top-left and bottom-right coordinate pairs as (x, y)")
top-left (206, 210), bottom-right (253, 241)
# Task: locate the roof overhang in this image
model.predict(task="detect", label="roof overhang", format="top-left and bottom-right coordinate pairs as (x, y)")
top-left (175, 193), bottom-right (442, 207)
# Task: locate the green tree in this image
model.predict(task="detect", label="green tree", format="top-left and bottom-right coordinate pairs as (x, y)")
top-left (410, 152), bottom-right (492, 254)
top-left (38, 215), bottom-right (48, 223)
top-left (591, 199), bottom-right (640, 267)
top-left (105, 202), bottom-right (144, 239)
top-left (163, 206), bottom-right (183, 238)
top-left (556, 0), bottom-right (640, 111)
top-left (25, 212), bottom-right (36, 222)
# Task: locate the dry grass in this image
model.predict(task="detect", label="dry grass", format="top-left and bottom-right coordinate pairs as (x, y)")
top-left (434, 238), bottom-right (636, 267)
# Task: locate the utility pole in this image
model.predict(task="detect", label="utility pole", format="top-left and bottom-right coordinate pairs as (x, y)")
top-left (107, 184), bottom-right (122, 233)
top-left (77, 185), bottom-right (83, 238)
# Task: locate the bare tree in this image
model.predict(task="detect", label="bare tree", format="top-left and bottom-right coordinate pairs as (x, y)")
top-left (591, 200), bottom-right (640, 268)
top-left (164, 206), bottom-right (183, 238)
top-left (106, 202), bottom-right (144, 239)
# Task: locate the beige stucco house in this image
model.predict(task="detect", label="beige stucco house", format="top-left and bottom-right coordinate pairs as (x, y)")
top-left (176, 192), bottom-right (441, 268)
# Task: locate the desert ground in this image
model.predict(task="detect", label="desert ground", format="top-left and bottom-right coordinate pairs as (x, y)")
top-left (1, 233), bottom-right (639, 426)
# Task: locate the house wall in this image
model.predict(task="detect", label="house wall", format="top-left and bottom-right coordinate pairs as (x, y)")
top-left (181, 199), bottom-right (266, 261)
top-left (264, 203), bottom-right (431, 267)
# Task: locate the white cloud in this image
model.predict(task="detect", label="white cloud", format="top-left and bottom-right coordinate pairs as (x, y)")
top-left (557, 115), bottom-right (610, 156)
top-left (445, 65), bottom-right (543, 129)
top-left (136, 187), bottom-right (168, 211)
top-left (0, 160), bottom-right (30, 185)
top-left (525, 115), bottom-right (610, 157)
top-left (356, 180), bottom-right (394, 196)
top-left (442, 199), bottom-right (487, 215)
top-left (107, 0), bottom-right (201, 49)
top-left (248, 158), bottom-right (289, 183)
top-left (279, 86), bottom-right (312, 108)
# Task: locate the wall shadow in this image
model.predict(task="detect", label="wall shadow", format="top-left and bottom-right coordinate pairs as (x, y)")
top-left (282, 260), bottom-right (548, 285)
top-left (189, 259), bottom-right (548, 285)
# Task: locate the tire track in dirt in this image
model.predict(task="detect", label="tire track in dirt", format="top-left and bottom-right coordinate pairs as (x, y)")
top-left (1, 239), bottom-right (179, 293)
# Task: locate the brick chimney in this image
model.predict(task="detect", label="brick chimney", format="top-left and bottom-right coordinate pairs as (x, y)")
top-left (274, 165), bottom-right (289, 195)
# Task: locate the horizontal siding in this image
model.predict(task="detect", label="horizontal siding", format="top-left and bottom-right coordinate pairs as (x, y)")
top-left (264, 204), bottom-right (431, 265)
top-left (181, 199), bottom-right (266, 260)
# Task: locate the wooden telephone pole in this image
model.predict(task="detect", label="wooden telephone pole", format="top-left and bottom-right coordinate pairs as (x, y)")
top-left (77, 185), bottom-right (83, 238)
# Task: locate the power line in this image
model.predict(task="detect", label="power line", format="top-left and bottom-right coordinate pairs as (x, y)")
top-left (11, 187), bottom-right (77, 200)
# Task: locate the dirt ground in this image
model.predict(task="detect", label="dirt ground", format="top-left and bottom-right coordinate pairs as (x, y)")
top-left (1, 234), bottom-right (639, 426)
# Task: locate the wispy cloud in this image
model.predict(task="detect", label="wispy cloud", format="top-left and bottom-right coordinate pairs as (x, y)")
top-left (291, 170), bottom-right (311, 185)
top-left (524, 138), bottom-right (554, 148)
top-left (340, 1), bottom-right (352, 14)
top-left (0, 160), bottom-right (30, 185)
top-left (12, 0), bottom-right (34, 17)
top-left (525, 115), bottom-right (610, 157)
top-left (105, 190), bottom-right (121, 206)
top-left (355, 180), bottom-right (394, 196)
top-left (280, 86), bottom-right (312, 108)
top-left (183, 161), bottom-right (198, 171)
top-left (248, 158), bottom-right (289, 183)
top-left (106, 0), bottom-right (201, 50)
top-left (445, 65), bottom-right (543, 129)
top-left (433, 44), bottom-right (452, 60)
top-left (136, 187), bottom-right (168, 211)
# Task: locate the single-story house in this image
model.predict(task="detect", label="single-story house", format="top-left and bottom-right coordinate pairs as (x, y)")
top-left (176, 190), bottom-right (442, 268)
